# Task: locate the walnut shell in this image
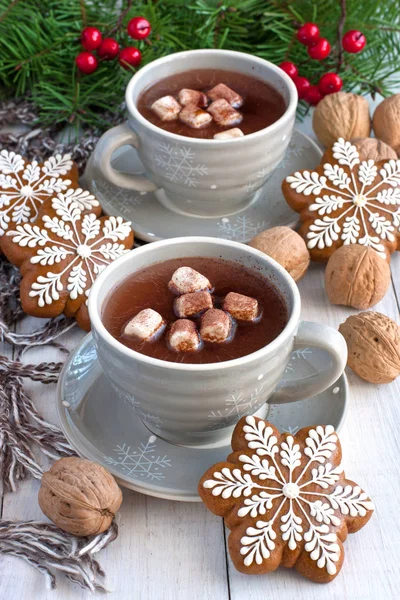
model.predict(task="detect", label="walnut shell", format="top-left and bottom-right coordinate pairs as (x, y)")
top-left (325, 245), bottom-right (390, 309)
top-left (249, 226), bottom-right (310, 281)
top-left (38, 457), bottom-right (123, 536)
top-left (350, 137), bottom-right (397, 162)
top-left (339, 312), bottom-right (400, 383)
top-left (373, 94), bottom-right (400, 155)
top-left (313, 92), bottom-right (371, 148)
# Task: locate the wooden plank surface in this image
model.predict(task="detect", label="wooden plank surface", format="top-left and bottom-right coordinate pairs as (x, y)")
top-left (1, 116), bottom-right (400, 599)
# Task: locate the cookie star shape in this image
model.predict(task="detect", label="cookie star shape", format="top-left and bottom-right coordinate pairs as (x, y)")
top-left (282, 138), bottom-right (400, 262)
top-left (0, 150), bottom-right (79, 248)
top-left (2, 191), bottom-right (133, 331)
top-left (199, 416), bottom-right (374, 583)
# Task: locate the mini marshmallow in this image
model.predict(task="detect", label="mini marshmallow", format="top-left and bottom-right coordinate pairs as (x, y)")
top-left (168, 319), bottom-right (202, 352)
top-left (151, 96), bottom-right (182, 121)
top-left (178, 89), bottom-right (208, 108)
top-left (123, 309), bottom-right (165, 341)
top-left (223, 292), bottom-right (259, 322)
top-left (207, 83), bottom-right (243, 108)
top-left (200, 308), bottom-right (233, 343)
top-left (179, 104), bottom-right (213, 129)
top-left (207, 99), bottom-right (243, 127)
top-left (174, 291), bottom-right (213, 318)
top-left (213, 128), bottom-right (244, 140)
top-left (168, 267), bottom-right (212, 295)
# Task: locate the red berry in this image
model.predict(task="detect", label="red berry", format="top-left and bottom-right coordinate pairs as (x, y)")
top-left (81, 27), bottom-right (102, 51)
top-left (342, 30), bottom-right (366, 53)
top-left (308, 38), bottom-right (331, 60)
top-left (97, 38), bottom-right (120, 60)
top-left (319, 72), bottom-right (343, 95)
top-left (297, 22), bottom-right (320, 46)
top-left (279, 61), bottom-right (298, 79)
top-left (305, 85), bottom-right (323, 106)
top-left (127, 16), bottom-right (151, 40)
top-left (292, 76), bottom-right (311, 100)
top-left (119, 47), bottom-right (142, 69)
top-left (76, 52), bottom-right (98, 74)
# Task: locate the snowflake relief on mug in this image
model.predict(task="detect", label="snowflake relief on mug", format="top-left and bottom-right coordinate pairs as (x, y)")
top-left (154, 142), bottom-right (208, 187)
top-left (285, 138), bottom-right (400, 260)
top-left (208, 386), bottom-right (266, 429)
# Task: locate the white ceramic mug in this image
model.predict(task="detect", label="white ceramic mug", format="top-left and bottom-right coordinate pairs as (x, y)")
top-left (91, 50), bottom-right (297, 218)
top-left (88, 237), bottom-right (347, 446)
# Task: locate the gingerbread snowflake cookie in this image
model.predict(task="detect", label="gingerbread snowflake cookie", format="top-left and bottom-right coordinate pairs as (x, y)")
top-left (199, 416), bottom-right (374, 583)
top-left (282, 138), bottom-right (400, 261)
top-left (0, 150), bottom-right (79, 248)
top-left (2, 191), bottom-right (133, 331)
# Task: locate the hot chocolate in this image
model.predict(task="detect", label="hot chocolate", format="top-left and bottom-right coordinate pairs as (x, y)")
top-left (102, 257), bottom-right (288, 364)
top-left (137, 69), bottom-right (286, 139)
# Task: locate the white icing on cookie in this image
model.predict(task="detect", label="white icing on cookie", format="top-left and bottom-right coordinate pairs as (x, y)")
top-left (0, 151), bottom-right (93, 235)
top-left (286, 138), bottom-right (400, 259)
top-left (8, 193), bottom-right (131, 307)
top-left (203, 416), bottom-right (374, 575)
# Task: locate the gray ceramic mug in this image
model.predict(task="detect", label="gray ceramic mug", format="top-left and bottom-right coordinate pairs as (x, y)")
top-left (88, 237), bottom-right (347, 446)
top-left (91, 49), bottom-right (297, 218)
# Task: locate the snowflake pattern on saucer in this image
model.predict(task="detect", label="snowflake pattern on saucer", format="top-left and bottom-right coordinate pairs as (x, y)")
top-left (0, 150), bottom-right (79, 246)
top-left (199, 416), bottom-right (374, 583)
top-left (4, 192), bottom-right (133, 331)
top-left (282, 138), bottom-right (400, 261)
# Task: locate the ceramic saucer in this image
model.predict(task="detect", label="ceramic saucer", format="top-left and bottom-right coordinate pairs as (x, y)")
top-left (57, 335), bottom-right (348, 502)
top-left (86, 129), bottom-right (322, 243)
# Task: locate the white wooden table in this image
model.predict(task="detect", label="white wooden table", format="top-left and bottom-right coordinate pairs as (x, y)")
top-left (1, 109), bottom-right (399, 600)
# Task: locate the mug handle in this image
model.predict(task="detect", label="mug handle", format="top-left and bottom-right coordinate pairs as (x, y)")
top-left (268, 321), bottom-right (348, 405)
top-left (92, 123), bottom-right (157, 192)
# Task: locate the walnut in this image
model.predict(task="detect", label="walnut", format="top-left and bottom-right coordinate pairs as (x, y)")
top-left (325, 245), bottom-right (390, 309)
top-left (373, 94), bottom-right (400, 156)
top-left (38, 457), bottom-right (123, 536)
top-left (350, 137), bottom-right (397, 162)
top-left (313, 92), bottom-right (371, 148)
top-left (249, 226), bottom-right (310, 281)
top-left (339, 312), bottom-right (400, 383)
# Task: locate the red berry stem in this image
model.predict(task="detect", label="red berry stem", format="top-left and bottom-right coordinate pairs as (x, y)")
top-left (336, 0), bottom-right (347, 71)
top-left (106, 0), bottom-right (133, 37)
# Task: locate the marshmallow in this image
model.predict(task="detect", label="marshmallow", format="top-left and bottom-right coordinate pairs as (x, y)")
top-left (207, 83), bottom-right (243, 108)
top-left (168, 267), bottom-right (212, 295)
top-left (168, 319), bottom-right (202, 352)
top-left (179, 103), bottom-right (213, 129)
top-left (207, 99), bottom-right (243, 127)
top-left (200, 309), bottom-right (233, 343)
top-left (174, 291), bottom-right (213, 318)
top-left (213, 128), bottom-right (244, 140)
top-left (123, 309), bottom-right (165, 341)
top-left (178, 89), bottom-right (208, 108)
top-left (151, 96), bottom-right (182, 121)
top-left (223, 292), bottom-right (259, 322)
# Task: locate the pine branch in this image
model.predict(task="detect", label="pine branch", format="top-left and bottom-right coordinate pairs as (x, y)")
top-left (0, 0), bottom-right (399, 133)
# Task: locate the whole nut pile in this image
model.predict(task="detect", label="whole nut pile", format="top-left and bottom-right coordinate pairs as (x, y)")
top-left (123, 266), bottom-right (261, 353)
top-left (150, 83), bottom-right (245, 139)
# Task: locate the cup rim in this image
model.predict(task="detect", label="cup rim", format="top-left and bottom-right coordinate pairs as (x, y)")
top-left (88, 236), bottom-right (301, 372)
top-left (125, 49), bottom-right (298, 146)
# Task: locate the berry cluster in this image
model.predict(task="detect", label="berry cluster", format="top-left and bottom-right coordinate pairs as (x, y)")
top-left (75, 17), bottom-right (151, 75)
top-left (279, 22), bottom-right (366, 106)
